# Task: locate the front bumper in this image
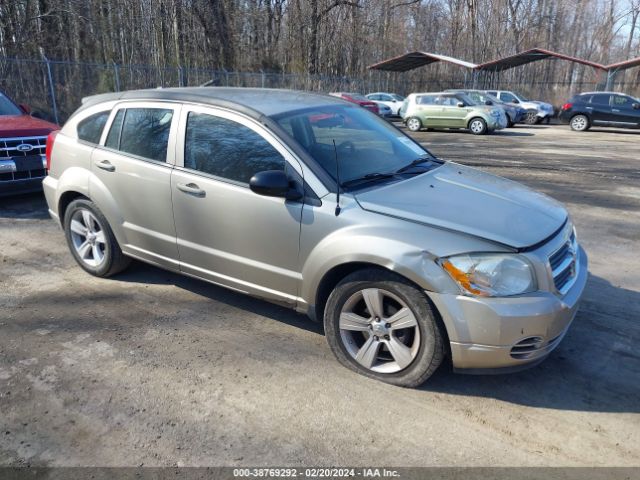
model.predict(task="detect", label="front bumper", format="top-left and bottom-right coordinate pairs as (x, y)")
top-left (427, 246), bottom-right (588, 372)
top-left (0, 156), bottom-right (47, 197)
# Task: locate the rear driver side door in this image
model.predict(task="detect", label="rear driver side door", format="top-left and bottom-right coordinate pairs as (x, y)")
top-left (171, 106), bottom-right (304, 305)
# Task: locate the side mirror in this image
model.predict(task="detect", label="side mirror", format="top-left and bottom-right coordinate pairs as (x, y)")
top-left (250, 170), bottom-right (302, 200)
top-left (457, 102), bottom-right (465, 108)
top-left (485, 100), bottom-right (493, 106)
top-left (19, 104), bottom-right (31, 115)
top-left (633, 103), bottom-right (640, 110)
top-left (511, 99), bottom-right (520, 104)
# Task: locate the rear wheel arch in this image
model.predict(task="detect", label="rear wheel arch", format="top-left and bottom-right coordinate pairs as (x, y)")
top-left (59, 191), bottom-right (90, 223)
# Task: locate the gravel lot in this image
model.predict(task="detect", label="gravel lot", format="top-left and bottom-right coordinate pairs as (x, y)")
top-left (0, 124), bottom-right (638, 467)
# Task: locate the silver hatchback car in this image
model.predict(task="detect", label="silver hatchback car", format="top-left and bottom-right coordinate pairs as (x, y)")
top-left (43, 88), bottom-right (587, 387)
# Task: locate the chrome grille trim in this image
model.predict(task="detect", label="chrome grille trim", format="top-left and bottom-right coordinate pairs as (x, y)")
top-left (549, 230), bottom-right (578, 295)
top-left (0, 136), bottom-right (47, 158)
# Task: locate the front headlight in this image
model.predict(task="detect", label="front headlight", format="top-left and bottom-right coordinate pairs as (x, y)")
top-left (439, 254), bottom-right (536, 297)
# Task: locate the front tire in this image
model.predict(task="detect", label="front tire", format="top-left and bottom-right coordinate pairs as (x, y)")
top-left (523, 110), bottom-right (538, 125)
top-left (324, 269), bottom-right (445, 387)
top-left (468, 117), bottom-right (487, 135)
top-left (570, 114), bottom-right (590, 132)
top-left (406, 117), bottom-right (422, 132)
top-left (63, 199), bottom-right (131, 277)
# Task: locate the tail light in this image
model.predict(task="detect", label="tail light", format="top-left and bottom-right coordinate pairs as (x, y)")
top-left (45, 130), bottom-right (59, 171)
top-left (561, 103), bottom-right (573, 111)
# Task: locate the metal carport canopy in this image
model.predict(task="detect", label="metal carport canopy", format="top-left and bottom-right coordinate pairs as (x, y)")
top-left (476, 48), bottom-right (606, 72)
top-left (368, 52), bottom-right (477, 72)
top-left (606, 57), bottom-right (640, 72)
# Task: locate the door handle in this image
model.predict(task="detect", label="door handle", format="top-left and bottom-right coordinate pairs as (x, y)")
top-left (95, 160), bottom-right (115, 172)
top-left (176, 182), bottom-right (206, 197)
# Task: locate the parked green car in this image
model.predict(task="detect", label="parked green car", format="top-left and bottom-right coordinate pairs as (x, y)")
top-left (401, 92), bottom-right (508, 135)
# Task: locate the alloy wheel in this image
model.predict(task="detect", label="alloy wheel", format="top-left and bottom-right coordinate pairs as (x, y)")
top-left (339, 288), bottom-right (421, 374)
top-left (571, 116), bottom-right (587, 131)
top-left (407, 118), bottom-right (421, 131)
top-left (69, 209), bottom-right (107, 268)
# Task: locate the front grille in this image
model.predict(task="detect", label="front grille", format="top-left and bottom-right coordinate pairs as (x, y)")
top-left (549, 231), bottom-right (577, 294)
top-left (0, 168), bottom-right (46, 182)
top-left (0, 136), bottom-right (47, 158)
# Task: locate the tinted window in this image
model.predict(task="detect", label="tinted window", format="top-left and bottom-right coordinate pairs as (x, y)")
top-left (612, 95), bottom-right (633, 107)
top-left (487, 91), bottom-right (498, 97)
top-left (184, 112), bottom-right (285, 184)
top-left (77, 111), bottom-right (110, 144)
top-left (118, 108), bottom-right (173, 162)
top-left (500, 92), bottom-right (517, 103)
top-left (105, 109), bottom-right (125, 149)
top-left (590, 94), bottom-right (611, 106)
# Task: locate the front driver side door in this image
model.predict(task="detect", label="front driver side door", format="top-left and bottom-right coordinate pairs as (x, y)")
top-left (171, 106), bottom-right (304, 305)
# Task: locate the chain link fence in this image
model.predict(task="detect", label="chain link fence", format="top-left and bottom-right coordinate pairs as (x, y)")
top-left (1, 57), bottom-right (638, 124)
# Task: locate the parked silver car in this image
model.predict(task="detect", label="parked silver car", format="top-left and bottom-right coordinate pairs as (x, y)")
top-left (43, 88), bottom-right (587, 387)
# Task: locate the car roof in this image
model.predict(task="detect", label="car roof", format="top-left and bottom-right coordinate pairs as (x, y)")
top-left (78, 87), bottom-right (347, 119)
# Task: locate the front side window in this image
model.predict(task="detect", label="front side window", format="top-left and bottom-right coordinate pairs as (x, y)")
top-left (77, 111), bottom-right (110, 144)
top-left (184, 112), bottom-right (285, 184)
top-left (271, 104), bottom-right (439, 186)
top-left (612, 95), bottom-right (633, 107)
top-left (501, 92), bottom-right (517, 103)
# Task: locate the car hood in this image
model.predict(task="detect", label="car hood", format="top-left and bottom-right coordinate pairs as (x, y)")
top-left (0, 115), bottom-right (59, 137)
top-left (355, 162), bottom-right (567, 249)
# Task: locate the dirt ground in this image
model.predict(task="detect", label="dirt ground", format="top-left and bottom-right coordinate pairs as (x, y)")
top-left (0, 124), bottom-right (638, 467)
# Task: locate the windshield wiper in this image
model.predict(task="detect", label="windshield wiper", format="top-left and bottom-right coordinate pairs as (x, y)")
top-left (395, 156), bottom-right (434, 174)
top-left (340, 172), bottom-right (397, 188)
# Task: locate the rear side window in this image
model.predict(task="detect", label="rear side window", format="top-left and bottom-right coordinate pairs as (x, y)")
top-left (77, 111), bottom-right (110, 144)
top-left (590, 94), bottom-right (611, 106)
top-left (417, 96), bottom-right (434, 105)
top-left (184, 112), bottom-right (285, 184)
top-left (106, 108), bottom-right (173, 162)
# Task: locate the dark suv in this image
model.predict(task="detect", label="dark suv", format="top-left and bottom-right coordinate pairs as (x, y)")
top-left (559, 92), bottom-right (640, 131)
top-left (0, 90), bottom-right (60, 196)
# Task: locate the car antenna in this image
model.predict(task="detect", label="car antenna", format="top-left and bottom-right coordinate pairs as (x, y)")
top-left (332, 139), bottom-right (341, 217)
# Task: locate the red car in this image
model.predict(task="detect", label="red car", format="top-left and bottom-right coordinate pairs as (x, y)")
top-left (0, 90), bottom-right (59, 196)
top-left (329, 92), bottom-right (380, 115)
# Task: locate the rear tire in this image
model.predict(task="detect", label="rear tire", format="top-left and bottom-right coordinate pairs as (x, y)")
top-left (406, 117), bottom-right (422, 132)
top-left (324, 269), bottom-right (445, 387)
top-left (468, 117), bottom-right (487, 135)
top-left (570, 114), bottom-right (590, 132)
top-left (63, 199), bottom-right (131, 278)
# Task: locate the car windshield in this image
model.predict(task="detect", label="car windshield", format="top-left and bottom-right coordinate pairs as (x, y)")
top-left (0, 93), bottom-right (22, 116)
top-left (271, 104), bottom-right (439, 186)
top-left (515, 92), bottom-right (529, 101)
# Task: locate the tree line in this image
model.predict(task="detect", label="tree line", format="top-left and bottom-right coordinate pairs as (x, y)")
top-left (1, 0), bottom-right (639, 89)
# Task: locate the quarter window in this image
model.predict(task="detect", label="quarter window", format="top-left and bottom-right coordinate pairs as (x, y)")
top-left (77, 111), bottom-right (110, 144)
top-left (184, 112), bottom-right (285, 184)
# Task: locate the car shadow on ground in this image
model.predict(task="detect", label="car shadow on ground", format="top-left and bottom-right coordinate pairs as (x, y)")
top-left (0, 192), bottom-right (50, 220)
top-left (492, 130), bottom-right (535, 137)
top-left (422, 273), bottom-right (640, 414)
top-left (115, 261), bottom-right (325, 336)
top-left (588, 128), bottom-right (640, 135)
top-left (118, 261), bottom-right (639, 414)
